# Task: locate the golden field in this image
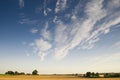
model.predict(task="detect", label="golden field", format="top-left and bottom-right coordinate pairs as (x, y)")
top-left (0, 75), bottom-right (120, 80)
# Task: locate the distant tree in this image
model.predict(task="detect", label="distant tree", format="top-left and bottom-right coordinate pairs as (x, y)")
top-left (5, 71), bottom-right (14, 75)
top-left (91, 72), bottom-right (95, 77)
top-left (26, 73), bottom-right (31, 75)
top-left (86, 72), bottom-right (91, 78)
top-left (83, 74), bottom-right (86, 77)
top-left (113, 73), bottom-right (120, 77)
top-left (19, 72), bottom-right (25, 75)
top-left (104, 73), bottom-right (109, 78)
top-left (32, 70), bottom-right (38, 75)
top-left (95, 72), bottom-right (99, 78)
top-left (15, 71), bottom-right (19, 75)
top-left (75, 73), bottom-right (78, 76)
top-left (104, 73), bottom-right (120, 78)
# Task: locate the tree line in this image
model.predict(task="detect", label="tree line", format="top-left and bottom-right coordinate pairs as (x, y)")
top-left (85, 72), bottom-right (99, 78)
top-left (83, 72), bottom-right (120, 78)
top-left (4, 70), bottom-right (120, 78)
top-left (104, 73), bottom-right (120, 78)
top-left (5, 70), bottom-right (38, 75)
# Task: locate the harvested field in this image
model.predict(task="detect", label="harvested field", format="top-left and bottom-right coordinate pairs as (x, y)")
top-left (0, 75), bottom-right (120, 80)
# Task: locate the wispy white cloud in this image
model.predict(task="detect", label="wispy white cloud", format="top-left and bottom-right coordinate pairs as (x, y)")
top-left (41, 22), bottom-right (51, 40)
top-left (55, 0), bottom-right (67, 13)
top-left (19, 0), bottom-right (24, 8)
top-left (29, 0), bottom-right (120, 61)
top-left (33, 38), bottom-right (52, 61)
top-left (79, 0), bottom-right (120, 49)
top-left (71, 1), bottom-right (81, 20)
top-left (54, 21), bottom-right (68, 45)
top-left (53, 16), bottom-right (58, 23)
top-left (44, 10), bottom-right (47, 16)
top-left (83, 14), bottom-right (120, 49)
top-left (43, 0), bottom-right (52, 16)
top-left (43, 8), bottom-right (52, 16)
top-left (54, 0), bottom-right (106, 58)
top-left (47, 8), bottom-right (52, 12)
top-left (54, 45), bottom-right (69, 60)
top-left (30, 0), bottom-right (107, 60)
top-left (35, 38), bottom-right (51, 53)
top-left (43, 0), bottom-right (47, 16)
top-left (30, 28), bottom-right (38, 34)
top-left (107, 0), bottom-right (120, 11)
top-left (71, 15), bottom-right (77, 20)
top-left (19, 18), bottom-right (40, 26)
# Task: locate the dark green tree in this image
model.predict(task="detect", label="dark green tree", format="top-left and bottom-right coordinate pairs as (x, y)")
top-left (32, 70), bottom-right (38, 75)
top-left (104, 73), bottom-right (110, 78)
top-left (5, 71), bottom-right (14, 75)
top-left (86, 72), bottom-right (91, 78)
top-left (15, 71), bottom-right (19, 75)
top-left (95, 72), bottom-right (99, 78)
top-left (104, 73), bottom-right (120, 78)
top-left (91, 72), bottom-right (95, 77)
top-left (19, 72), bottom-right (25, 75)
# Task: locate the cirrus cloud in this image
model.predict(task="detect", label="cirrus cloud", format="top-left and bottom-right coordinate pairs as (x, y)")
top-left (22, 0), bottom-right (120, 61)
top-left (19, 0), bottom-right (24, 8)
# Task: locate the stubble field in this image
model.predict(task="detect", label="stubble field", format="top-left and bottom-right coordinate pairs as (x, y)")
top-left (0, 75), bottom-right (120, 80)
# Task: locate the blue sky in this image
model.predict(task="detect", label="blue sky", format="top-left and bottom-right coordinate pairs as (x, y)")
top-left (0, 0), bottom-right (120, 74)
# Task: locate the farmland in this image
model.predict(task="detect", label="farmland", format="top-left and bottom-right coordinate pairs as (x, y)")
top-left (0, 75), bottom-right (120, 80)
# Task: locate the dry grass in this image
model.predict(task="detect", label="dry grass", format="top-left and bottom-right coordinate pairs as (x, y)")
top-left (0, 75), bottom-right (120, 80)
